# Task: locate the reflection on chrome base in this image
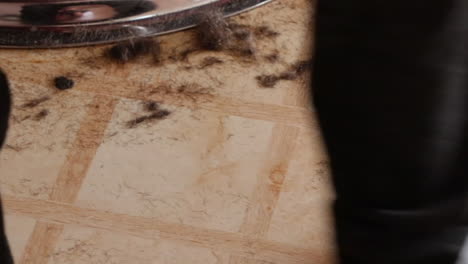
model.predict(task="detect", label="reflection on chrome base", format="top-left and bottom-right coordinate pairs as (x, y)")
top-left (0, 0), bottom-right (272, 48)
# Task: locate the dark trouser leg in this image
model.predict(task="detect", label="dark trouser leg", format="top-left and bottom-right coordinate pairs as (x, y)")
top-left (0, 71), bottom-right (15, 263)
top-left (313, 1), bottom-right (468, 263)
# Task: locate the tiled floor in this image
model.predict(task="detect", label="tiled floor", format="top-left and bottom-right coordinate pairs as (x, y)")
top-left (0, 0), bottom-right (335, 263)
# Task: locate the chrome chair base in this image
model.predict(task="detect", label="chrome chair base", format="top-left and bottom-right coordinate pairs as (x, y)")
top-left (0, 0), bottom-right (272, 48)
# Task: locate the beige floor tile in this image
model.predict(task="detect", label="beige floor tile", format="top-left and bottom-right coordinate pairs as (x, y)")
top-left (76, 99), bottom-right (274, 232)
top-left (49, 225), bottom-right (229, 264)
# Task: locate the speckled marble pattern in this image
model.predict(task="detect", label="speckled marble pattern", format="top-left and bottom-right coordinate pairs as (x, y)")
top-left (0, 0), bottom-right (336, 263)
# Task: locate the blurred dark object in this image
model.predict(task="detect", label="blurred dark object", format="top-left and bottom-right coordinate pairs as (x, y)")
top-left (54, 76), bottom-right (74, 90)
top-left (0, 71), bottom-right (11, 149)
top-left (0, 70), bottom-right (15, 263)
top-left (313, 0), bottom-right (468, 263)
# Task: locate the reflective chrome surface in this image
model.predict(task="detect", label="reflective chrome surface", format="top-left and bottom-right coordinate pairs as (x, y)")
top-left (0, 0), bottom-right (272, 48)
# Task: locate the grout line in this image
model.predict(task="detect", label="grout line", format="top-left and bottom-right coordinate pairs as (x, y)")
top-left (239, 124), bottom-right (300, 236)
top-left (4, 195), bottom-right (331, 264)
top-left (19, 222), bottom-right (63, 264)
top-left (50, 95), bottom-right (118, 203)
top-left (18, 95), bottom-right (118, 264)
top-left (200, 98), bottom-right (314, 129)
top-left (230, 256), bottom-right (275, 264)
top-left (230, 124), bottom-right (300, 263)
top-left (77, 86), bottom-right (316, 129)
